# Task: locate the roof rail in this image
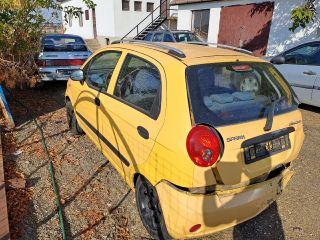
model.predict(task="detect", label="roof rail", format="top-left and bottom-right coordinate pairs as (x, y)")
top-left (111, 40), bottom-right (186, 58)
top-left (187, 42), bottom-right (254, 56)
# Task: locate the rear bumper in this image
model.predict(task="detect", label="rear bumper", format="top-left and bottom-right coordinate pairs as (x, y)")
top-left (156, 168), bottom-right (294, 239)
top-left (38, 66), bottom-right (80, 81)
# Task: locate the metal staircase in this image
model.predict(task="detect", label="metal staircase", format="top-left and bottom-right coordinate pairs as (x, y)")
top-left (121, 0), bottom-right (169, 41)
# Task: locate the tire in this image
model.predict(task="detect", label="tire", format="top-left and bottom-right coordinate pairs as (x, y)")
top-left (66, 101), bottom-right (83, 135)
top-left (135, 176), bottom-right (171, 240)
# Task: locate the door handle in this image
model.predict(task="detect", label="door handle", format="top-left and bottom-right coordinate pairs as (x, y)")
top-left (303, 71), bottom-right (316, 75)
top-left (137, 126), bottom-right (149, 139)
top-left (95, 97), bottom-right (100, 106)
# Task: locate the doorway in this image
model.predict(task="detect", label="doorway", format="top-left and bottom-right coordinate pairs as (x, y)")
top-left (192, 9), bottom-right (210, 41)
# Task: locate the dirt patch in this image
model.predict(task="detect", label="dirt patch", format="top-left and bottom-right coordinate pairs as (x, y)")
top-left (1, 82), bottom-right (320, 240)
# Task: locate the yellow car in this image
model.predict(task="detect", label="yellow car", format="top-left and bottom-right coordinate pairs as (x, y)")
top-left (65, 42), bottom-right (304, 239)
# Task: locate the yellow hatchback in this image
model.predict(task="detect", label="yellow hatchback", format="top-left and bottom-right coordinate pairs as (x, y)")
top-left (65, 42), bottom-right (304, 239)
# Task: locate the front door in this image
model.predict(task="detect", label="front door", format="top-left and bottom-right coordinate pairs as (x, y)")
top-left (102, 51), bottom-right (166, 181)
top-left (312, 78), bottom-right (320, 107)
top-left (192, 9), bottom-right (210, 41)
top-left (273, 42), bottom-right (320, 105)
top-left (160, 0), bottom-right (168, 17)
top-left (76, 50), bottom-right (122, 150)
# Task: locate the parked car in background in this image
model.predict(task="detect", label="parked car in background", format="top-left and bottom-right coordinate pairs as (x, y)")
top-left (37, 34), bottom-right (91, 81)
top-left (65, 41), bottom-right (304, 240)
top-left (270, 41), bottom-right (320, 107)
top-left (143, 30), bottom-right (202, 43)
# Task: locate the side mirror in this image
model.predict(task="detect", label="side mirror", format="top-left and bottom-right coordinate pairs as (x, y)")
top-left (270, 56), bottom-right (285, 64)
top-left (70, 70), bottom-right (84, 81)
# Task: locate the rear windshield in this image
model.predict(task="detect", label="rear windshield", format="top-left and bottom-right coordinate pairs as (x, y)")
top-left (173, 33), bottom-right (201, 42)
top-left (186, 62), bottom-right (298, 127)
top-left (41, 35), bottom-right (88, 52)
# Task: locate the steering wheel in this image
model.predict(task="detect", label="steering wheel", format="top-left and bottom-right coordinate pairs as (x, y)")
top-left (294, 54), bottom-right (309, 65)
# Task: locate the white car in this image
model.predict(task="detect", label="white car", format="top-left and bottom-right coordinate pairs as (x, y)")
top-left (37, 34), bottom-right (92, 81)
top-left (270, 41), bottom-right (320, 107)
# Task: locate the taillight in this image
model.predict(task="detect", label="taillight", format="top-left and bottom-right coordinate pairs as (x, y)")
top-left (37, 60), bottom-right (46, 67)
top-left (43, 59), bottom-right (85, 67)
top-left (186, 125), bottom-right (221, 167)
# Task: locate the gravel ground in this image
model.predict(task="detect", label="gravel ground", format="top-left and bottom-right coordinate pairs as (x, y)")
top-left (2, 82), bottom-right (320, 240)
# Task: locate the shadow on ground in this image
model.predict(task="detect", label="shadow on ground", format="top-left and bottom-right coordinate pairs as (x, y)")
top-left (233, 202), bottom-right (284, 240)
top-left (5, 82), bottom-right (67, 127)
top-left (299, 104), bottom-right (320, 114)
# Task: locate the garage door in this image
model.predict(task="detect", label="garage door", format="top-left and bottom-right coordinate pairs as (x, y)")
top-left (218, 2), bottom-right (274, 56)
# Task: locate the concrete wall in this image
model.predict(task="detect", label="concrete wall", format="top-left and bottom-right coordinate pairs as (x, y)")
top-left (114, 0), bottom-right (160, 39)
top-left (61, 0), bottom-right (95, 39)
top-left (62, 0), bottom-right (161, 40)
top-left (174, 0), bottom-right (320, 56)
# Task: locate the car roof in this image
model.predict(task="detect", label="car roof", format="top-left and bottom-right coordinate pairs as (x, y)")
top-left (43, 34), bottom-right (84, 39)
top-left (106, 42), bottom-right (266, 66)
top-left (148, 30), bottom-right (192, 34)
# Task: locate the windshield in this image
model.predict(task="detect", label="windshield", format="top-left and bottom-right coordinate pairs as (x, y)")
top-left (173, 32), bottom-right (201, 42)
top-left (186, 62), bottom-right (298, 127)
top-left (41, 35), bottom-right (88, 52)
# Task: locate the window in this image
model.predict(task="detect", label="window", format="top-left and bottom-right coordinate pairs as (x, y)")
top-left (78, 13), bottom-right (83, 27)
top-left (144, 33), bottom-right (153, 41)
top-left (86, 51), bottom-right (122, 92)
top-left (134, 1), bottom-right (142, 11)
top-left (85, 10), bottom-right (89, 20)
top-left (283, 43), bottom-right (320, 65)
top-left (152, 33), bottom-right (163, 42)
top-left (68, 14), bottom-right (72, 27)
top-left (114, 54), bottom-right (161, 117)
top-left (41, 35), bottom-right (88, 52)
top-left (173, 32), bottom-right (201, 42)
top-left (192, 9), bottom-right (210, 41)
top-left (122, 0), bottom-right (130, 11)
top-left (147, 2), bottom-right (154, 12)
top-left (163, 34), bottom-right (175, 42)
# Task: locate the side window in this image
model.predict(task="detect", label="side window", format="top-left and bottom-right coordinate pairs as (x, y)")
top-left (163, 34), bottom-right (175, 42)
top-left (144, 33), bottom-right (153, 41)
top-left (152, 33), bottom-right (163, 42)
top-left (283, 43), bottom-right (320, 65)
top-left (114, 54), bottom-right (161, 117)
top-left (86, 51), bottom-right (121, 92)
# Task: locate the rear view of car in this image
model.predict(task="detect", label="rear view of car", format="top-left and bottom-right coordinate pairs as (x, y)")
top-left (37, 34), bottom-right (91, 81)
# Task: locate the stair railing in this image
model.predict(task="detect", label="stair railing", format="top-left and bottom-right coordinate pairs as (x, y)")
top-left (121, 0), bottom-right (169, 40)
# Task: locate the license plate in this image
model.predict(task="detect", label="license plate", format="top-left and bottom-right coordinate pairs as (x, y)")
top-left (56, 69), bottom-right (73, 75)
top-left (244, 134), bottom-right (291, 164)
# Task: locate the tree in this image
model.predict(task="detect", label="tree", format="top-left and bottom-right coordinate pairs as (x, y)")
top-left (290, 0), bottom-right (317, 32)
top-left (0, 0), bottom-right (96, 88)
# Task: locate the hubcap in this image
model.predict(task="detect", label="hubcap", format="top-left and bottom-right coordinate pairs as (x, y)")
top-left (138, 181), bottom-right (161, 231)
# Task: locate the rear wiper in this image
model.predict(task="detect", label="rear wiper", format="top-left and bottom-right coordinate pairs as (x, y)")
top-left (264, 97), bottom-right (284, 131)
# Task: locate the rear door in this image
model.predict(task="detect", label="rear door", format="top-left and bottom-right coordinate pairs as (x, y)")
top-left (102, 51), bottom-right (166, 180)
top-left (273, 42), bottom-right (320, 105)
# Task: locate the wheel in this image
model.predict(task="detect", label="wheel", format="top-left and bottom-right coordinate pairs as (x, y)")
top-left (66, 101), bottom-right (83, 135)
top-left (135, 176), bottom-right (171, 240)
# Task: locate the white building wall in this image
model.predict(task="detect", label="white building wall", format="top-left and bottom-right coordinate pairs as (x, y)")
top-left (114, 0), bottom-right (160, 38)
top-left (177, 10), bottom-right (192, 30)
top-left (95, 0), bottom-right (115, 37)
top-left (175, 0), bottom-right (320, 56)
top-left (62, 0), bottom-right (162, 40)
top-left (61, 0), bottom-right (94, 39)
